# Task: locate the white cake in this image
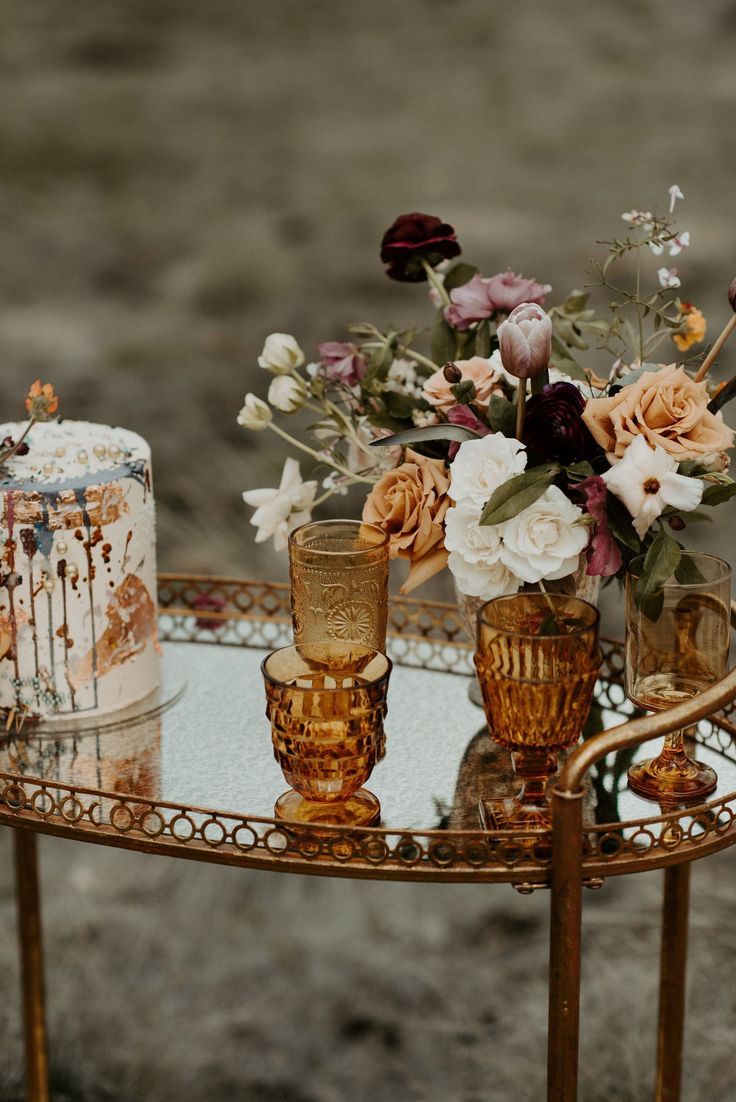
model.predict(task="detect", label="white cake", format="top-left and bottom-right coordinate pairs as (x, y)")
top-left (0, 419), bottom-right (160, 721)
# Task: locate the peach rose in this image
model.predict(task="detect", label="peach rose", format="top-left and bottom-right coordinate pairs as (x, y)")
top-left (582, 364), bottom-right (734, 461)
top-left (422, 356), bottom-right (502, 411)
top-left (362, 448), bottom-right (450, 593)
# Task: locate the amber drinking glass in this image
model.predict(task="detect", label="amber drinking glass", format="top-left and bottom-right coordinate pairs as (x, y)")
top-left (474, 593), bottom-right (601, 828)
top-left (262, 642), bottom-right (391, 826)
top-left (625, 552), bottom-right (731, 801)
top-left (288, 519), bottom-right (389, 650)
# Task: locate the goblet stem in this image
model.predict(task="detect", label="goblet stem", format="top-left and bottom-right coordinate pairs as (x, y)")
top-left (628, 725), bottom-right (718, 801)
top-left (505, 747), bottom-right (558, 825)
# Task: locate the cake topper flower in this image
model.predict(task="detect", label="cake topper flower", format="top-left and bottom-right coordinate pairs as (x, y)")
top-left (0, 380), bottom-right (60, 468)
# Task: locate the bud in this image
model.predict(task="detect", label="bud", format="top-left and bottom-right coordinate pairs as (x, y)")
top-left (237, 393), bottom-right (273, 431)
top-left (496, 303), bottom-right (552, 379)
top-left (267, 374), bottom-right (307, 413)
top-left (442, 362), bottom-right (462, 384)
top-left (667, 515), bottom-right (686, 532)
top-left (729, 278), bottom-right (736, 313)
top-left (257, 333), bottom-right (305, 375)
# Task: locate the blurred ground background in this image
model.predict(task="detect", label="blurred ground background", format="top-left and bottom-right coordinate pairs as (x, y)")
top-left (1, 0), bottom-right (736, 1098)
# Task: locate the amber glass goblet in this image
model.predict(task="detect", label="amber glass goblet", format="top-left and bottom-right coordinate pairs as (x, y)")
top-left (626, 552), bottom-right (731, 802)
top-left (262, 642), bottom-right (391, 827)
top-left (288, 520), bottom-right (389, 650)
top-left (475, 593), bottom-right (601, 828)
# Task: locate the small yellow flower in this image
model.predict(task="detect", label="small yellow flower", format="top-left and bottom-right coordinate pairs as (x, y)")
top-left (673, 304), bottom-right (707, 352)
top-left (25, 380), bottom-right (59, 421)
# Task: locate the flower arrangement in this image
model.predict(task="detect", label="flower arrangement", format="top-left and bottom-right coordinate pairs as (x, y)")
top-left (240, 192), bottom-right (736, 618)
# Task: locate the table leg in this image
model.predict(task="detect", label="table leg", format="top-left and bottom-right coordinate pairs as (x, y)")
top-left (655, 862), bottom-right (691, 1102)
top-left (13, 829), bottom-right (50, 1102)
top-left (547, 787), bottom-right (585, 1102)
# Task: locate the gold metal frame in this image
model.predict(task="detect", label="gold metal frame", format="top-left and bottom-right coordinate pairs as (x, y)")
top-left (5, 574), bottom-right (736, 1102)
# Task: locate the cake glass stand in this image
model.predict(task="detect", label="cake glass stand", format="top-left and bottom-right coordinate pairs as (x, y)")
top-left (2, 574), bottom-right (736, 1102)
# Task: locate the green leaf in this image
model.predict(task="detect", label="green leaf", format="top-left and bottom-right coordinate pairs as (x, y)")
top-left (606, 493), bottom-right (641, 552)
top-left (701, 481), bottom-right (736, 507)
top-left (674, 555), bottom-right (706, 585)
top-left (442, 262), bottom-right (479, 293)
top-left (486, 394), bottom-right (516, 436)
top-left (451, 379), bottom-right (476, 404)
top-left (475, 319), bottom-right (491, 359)
top-left (479, 464), bottom-right (560, 527)
top-left (634, 529), bottom-right (681, 621)
top-left (565, 460), bottom-right (595, 482)
top-left (708, 376), bottom-right (736, 414)
top-left (531, 368), bottom-right (549, 396)
top-left (617, 364), bottom-right (659, 388)
top-left (384, 391), bottom-right (423, 421)
top-left (549, 336), bottom-right (588, 382)
top-left (430, 313), bottom-right (457, 367)
top-left (369, 424), bottom-right (482, 449)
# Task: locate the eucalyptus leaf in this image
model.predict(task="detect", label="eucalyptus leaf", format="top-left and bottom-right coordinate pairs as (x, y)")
top-left (431, 313), bottom-right (457, 367)
top-left (549, 336), bottom-right (588, 382)
top-left (618, 364), bottom-right (659, 388)
top-left (369, 424), bottom-right (482, 449)
top-left (442, 262), bottom-right (479, 293)
top-left (479, 464), bottom-right (560, 527)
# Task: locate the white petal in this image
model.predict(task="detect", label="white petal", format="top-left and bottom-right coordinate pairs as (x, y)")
top-left (659, 471), bottom-right (704, 512)
top-left (632, 496), bottom-right (664, 540)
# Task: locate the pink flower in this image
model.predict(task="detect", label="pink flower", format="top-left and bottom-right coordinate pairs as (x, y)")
top-left (577, 476), bottom-right (622, 578)
top-left (317, 341), bottom-right (367, 385)
top-left (445, 270), bottom-right (551, 330)
top-left (496, 303), bottom-right (552, 379)
top-left (446, 404), bottom-right (490, 459)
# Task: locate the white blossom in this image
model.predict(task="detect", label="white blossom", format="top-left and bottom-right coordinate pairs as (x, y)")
top-left (257, 333), bottom-right (305, 375)
top-left (384, 357), bottom-right (424, 399)
top-left (411, 409), bottom-right (440, 428)
top-left (499, 486), bottom-right (588, 584)
top-left (668, 184), bottom-right (684, 213)
top-left (449, 432), bottom-right (527, 508)
top-left (622, 210), bottom-right (653, 229)
top-left (237, 393), bottom-right (272, 431)
top-left (668, 231), bottom-right (690, 257)
top-left (658, 267), bottom-right (681, 290)
top-left (602, 435), bottom-right (703, 540)
top-left (242, 458), bottom-right (317, 551)
top-left (267, 374), bottom-right (307, 413)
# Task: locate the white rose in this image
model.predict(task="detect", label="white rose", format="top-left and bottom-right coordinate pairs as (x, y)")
top-left (237, 393), bottom-right (273, 431)
top-left (499, 486), bottom-right (587, 584)
top-left (444, 499), bottom-right (504, 565)
top-left (268, 375), bottom-right (307, 413)
top-left (448, 551), bottom-right (520, 600)
top-left (257, 333), bottom-right (305, 374)
top-left (449, 432), bottom-right (527, 508)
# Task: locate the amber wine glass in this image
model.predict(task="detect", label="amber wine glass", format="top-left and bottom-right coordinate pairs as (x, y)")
top-left (626, 552), bottom-right (731, 801)
top-left (262, 641), bottom-right (391, 827)
top-left (288, 520), bottom-right (389, 650)
top-left (474, 593), bottom-right (601, 828)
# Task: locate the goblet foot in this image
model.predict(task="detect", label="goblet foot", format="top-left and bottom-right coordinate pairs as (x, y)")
top-left (480, 794), bottom-right (552, 831)
top-left (274, 788), bottom-right (381, 826)
top-left (628, 753), bottom-right (717, 802)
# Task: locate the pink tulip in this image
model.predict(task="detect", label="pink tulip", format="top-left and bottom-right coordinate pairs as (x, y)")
top-left (497, 303), bottom-right (552, 379)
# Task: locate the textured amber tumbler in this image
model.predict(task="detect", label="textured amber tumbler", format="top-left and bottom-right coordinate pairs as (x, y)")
top-left (262, 642), bottom-right (391, 826)
top-left (626, 552), bottom-right (731, 802)
top-left (475, 593), bottom-right (601, 828)
top-left (288, 520), bottom-right (389, 650)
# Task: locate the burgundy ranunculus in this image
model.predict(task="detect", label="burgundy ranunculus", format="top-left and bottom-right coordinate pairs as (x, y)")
top-left (576, 476), bottom-right (623, 578)
top-left (446, 403), bottom-right (490, 459)
top-left (524, 381), bottom-right (598, 464)
top-left (380, 213), bottom-right (461, 282)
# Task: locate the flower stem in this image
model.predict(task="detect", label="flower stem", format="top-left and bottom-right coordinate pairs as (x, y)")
top-left (268, 421), bottom-right (376, 485)
top-left (401, 347), bottom-right (439, 373)
top-left (421, 258), bottom-right (452, 308)
top-left (694, 315), bottom-right (736, 382)
top-left (515, 380), bottom-right (527, 442)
